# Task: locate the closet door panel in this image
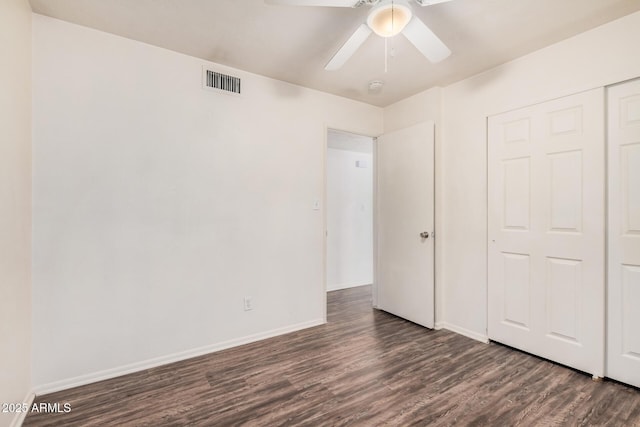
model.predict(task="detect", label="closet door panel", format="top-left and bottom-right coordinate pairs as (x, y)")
top-left (489, 89), bottom-right (605, 376)
top-left (607, 78), bottom-right (640, 388)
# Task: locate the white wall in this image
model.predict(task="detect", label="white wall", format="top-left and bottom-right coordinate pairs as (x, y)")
top-left (383, 87), bottom-right (442, 134)
top-left (32, 14), bottom-right (382, 390)
top-left (441, 11), bottom-right (640, 340)
top-left (326, 147), bottom-right (373, 291)
top-left (0, 0), bottom-right (32, 425)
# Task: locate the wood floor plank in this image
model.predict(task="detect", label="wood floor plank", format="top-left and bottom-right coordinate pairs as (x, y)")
top-left (23, 285), bottom-right (640, 426)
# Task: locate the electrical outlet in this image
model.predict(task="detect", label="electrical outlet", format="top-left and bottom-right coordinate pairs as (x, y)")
top-left (243, 297), bottom-right (253, 311)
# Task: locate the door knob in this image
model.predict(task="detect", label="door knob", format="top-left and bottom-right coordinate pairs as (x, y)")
top-left (420, 231), bottom-right (430, 239)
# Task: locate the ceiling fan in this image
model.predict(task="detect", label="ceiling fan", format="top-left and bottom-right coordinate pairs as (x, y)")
top-left (265, 0), bottom-right (453, 70)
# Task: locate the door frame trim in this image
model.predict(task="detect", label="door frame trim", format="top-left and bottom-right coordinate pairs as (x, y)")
top-left (323, 125), bottom-right (379, 322)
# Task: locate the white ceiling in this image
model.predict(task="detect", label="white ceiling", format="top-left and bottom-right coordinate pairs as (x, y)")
top-left (29, 0), bottom-right (640, 107)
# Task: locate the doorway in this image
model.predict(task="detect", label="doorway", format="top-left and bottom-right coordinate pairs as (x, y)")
top-left (326, 129), bottom-right (375, 294)
top-left (324, 122), bottom-right (436, 329)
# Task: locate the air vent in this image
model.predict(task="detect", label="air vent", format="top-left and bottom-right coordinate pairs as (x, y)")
top-left (204, 69), bottom-right (241, 95)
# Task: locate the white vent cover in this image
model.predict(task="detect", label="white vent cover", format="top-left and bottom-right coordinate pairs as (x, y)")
top-left (203, 68), bottom-right (241, 95)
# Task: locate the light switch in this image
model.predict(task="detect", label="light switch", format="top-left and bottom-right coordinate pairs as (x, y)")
top-left (313, 200), bottom-right (320, 210)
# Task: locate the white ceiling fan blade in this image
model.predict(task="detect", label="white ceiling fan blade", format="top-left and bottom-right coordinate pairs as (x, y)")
top-left (414, 0), bottom-right (454, 6)
top-left (402, 17), bottom-right (451, 63)
top-left (265, 0), bottom-right (357, 7)
top-left (325, 24), bottom-right (372, 70)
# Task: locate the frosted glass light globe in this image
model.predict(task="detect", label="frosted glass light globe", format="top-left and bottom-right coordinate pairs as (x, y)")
top-left (367, 1), bottom-right (413, 38)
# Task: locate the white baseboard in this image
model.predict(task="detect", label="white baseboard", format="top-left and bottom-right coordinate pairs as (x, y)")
top-left (438, 322), bottom-right (489, 344)
top-left (33, 318), bottom-right (325, 396)
top-left (326, 282), bottom-right (372, 292)
top-left (9, 391), bottom-right (35, 427)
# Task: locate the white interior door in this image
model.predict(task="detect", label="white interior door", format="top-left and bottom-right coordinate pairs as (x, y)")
top-left (488, 89), bottom-right (605, 376)
top-left (376, 121), bottom-right (435, 328)
top-left (607, 78), bottom-right (640, 388)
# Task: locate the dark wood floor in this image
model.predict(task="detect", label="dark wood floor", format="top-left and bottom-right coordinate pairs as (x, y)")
top-left (25, 285), bottom-right (640, 426)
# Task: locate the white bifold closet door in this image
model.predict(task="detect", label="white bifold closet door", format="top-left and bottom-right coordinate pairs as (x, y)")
top-left (607, 78), bottom-right (640, 388)
top-left (488, 89), bottom-right (605, 377)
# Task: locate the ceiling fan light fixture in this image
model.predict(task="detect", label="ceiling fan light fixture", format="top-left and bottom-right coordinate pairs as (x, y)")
top-left (367, 1), bottom-right (412, 38)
